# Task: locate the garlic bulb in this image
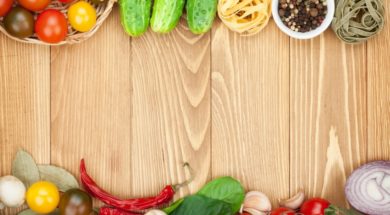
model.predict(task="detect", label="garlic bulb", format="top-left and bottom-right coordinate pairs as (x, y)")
top-left (242, 191), bottom-right (271, 214)
top-left (0, 176), bottom-right (26, 208)
top-left (145, 209), bottom-right (167, 215)
top-left (279, 190), bottom-right (305, 210)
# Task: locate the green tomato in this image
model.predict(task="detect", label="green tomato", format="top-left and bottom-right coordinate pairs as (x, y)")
top-left (59, 189), bottom-right (93, 215)
top-left (3, 7), bottom-right (34, 39)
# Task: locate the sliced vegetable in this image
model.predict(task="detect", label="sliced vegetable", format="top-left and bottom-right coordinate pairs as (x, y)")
top-left (171, 195), bottom-right (232, 215)
top-left (345, 161), bottom-right (390, 215)
top-left (197, 176), bottom-right (245, 213)
top-left (68, 1), bottom-right (97, 32)
top-left (119, 0), bottom-right (151, 36)
top-left (35, 9), bottom-right (68, 43)
top-left (150, 0), bottom-right (185, 33)
top-left (186, 0), bottom-right (217, 34)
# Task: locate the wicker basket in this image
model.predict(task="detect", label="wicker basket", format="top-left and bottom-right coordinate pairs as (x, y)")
top-left (0, 0), bottom-right (116, 45)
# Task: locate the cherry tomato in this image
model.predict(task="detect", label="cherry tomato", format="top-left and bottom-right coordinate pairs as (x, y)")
top-left (0, 0), bottom-right (12, 17)
top-left (35, 9), bottom-right (68, 43)
top-left (3, 7), bottom-right (34, 38)
top-left (271, 207), bottom-right (295, 215)
top-left (300, 198), bottom-right (330, 215)
top-left (67, 1), bottom-right (96, 32)
top-left (59, 189), bottom-right (93, 215)
top-left (26, 181), bottom-right (60, 214)
top-left (18, 0), bottom-right (51, 11)
top-left (58, 0), bottom-right (72, 3)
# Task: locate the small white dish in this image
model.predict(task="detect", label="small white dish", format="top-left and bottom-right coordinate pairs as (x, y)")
top-left (272, 0), bottom-right (335, 39)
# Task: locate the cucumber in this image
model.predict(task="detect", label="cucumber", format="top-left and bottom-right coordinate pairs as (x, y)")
top-left (150, 0), bottom-right (185, 33)
top-left (186, 0), bottom-right (217, 34)
top-left (119, 0), bottom-right (151, 36)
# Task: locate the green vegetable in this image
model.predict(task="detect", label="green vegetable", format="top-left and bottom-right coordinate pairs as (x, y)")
top-left (119, 0), bottom-right (151, 36)
top-left (186, 0), bottom-right (217, 34)
top-left (171, 195), bottom-right (232, 215)
top-left (163, 199), bottom-right (184, 214)
top-left (325, 205), bottom-right (363, 215)
top-left (150, 0), bottom-right (185, 33)
top-left (197, 176), bottom-right (244, 213)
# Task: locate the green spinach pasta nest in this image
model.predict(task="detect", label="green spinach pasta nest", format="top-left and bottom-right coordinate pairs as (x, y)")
top-left (332, 0), bottom-right (385, 44)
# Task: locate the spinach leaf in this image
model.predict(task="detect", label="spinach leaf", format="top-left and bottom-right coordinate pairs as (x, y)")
top-left (171, 195), bottom-right (232, 215)
top-left (197, 176), bottom-right (244, 213)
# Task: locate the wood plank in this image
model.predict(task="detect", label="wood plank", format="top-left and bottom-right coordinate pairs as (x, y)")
top-left (211, 20), bottom-right (290, 206)
top-left (0, 36), bottom-right (50, 214)
top-left (290, 30), bottom-right (367, 206)
top-left (50, 8), bottom-right (132, 198)
top-left (130, 18), bottom-right (211, 197)
top-left (367, 1), bottom-right (390, 161)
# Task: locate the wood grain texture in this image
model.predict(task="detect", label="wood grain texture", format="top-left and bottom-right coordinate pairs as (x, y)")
top-left (211, 20), bottom-right (290, 205)
top-left (290, 30), bottom-right (367, 206)
top-left (0, 36), bottom-right (50, 214)
top-left (50, 8), bottom-right (133, 198)
top-left (367, 1), bottom-right (390, 161)
top-left (130, 17), bottom-right (211, 197)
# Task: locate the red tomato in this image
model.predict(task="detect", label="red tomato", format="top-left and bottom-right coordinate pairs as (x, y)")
top-left (35, 9), bottom-right (68, 43)
top-left (19, 0), bottom-right (51, 11)
top-left (0, 0), bottom-right (12, 16)
top-left (271, 207), bottom-right (295, 215)
top-left (58, 0), bottom-right (72, 3)
top-left (300, 198), bottom-right (330, 215)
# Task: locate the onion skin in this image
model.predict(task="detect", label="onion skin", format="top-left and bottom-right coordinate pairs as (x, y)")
top-left (345, 161), bottom-right (390, 215)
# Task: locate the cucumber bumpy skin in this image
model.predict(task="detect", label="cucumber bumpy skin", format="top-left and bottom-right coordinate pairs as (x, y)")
top-left (150, 0), bottom-right (185, 33)
top-left (186, 0), bottom-right (217, 34)
top-left (119, 0), bottom-right (151, 36)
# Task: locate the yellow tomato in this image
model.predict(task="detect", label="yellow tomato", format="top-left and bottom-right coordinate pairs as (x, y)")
top-left (68, 1), bottom-right (97, 32)
top-left (26, 181), bottom-right (60, 214)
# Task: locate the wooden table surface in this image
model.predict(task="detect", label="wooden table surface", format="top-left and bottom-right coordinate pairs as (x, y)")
top-left (0, 1), bottom-right (389, 213)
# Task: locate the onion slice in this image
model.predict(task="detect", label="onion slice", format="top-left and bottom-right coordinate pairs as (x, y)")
top-left (345, 161), bottom-right (390, 215)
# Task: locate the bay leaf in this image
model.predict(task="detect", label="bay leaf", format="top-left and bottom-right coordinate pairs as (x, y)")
top-left (18, 209), bottom-right (60, 215)
top-left (38, 164), bottom-right (79, 192)
top-left (12, 150), bottom-right (40, 188)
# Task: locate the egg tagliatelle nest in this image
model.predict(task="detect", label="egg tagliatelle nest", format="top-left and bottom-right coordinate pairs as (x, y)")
top-left (218, 0), bottom-right (271, 35)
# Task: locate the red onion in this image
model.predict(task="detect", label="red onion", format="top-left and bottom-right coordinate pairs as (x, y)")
top-left (345, 161), bottom-right (390, 215)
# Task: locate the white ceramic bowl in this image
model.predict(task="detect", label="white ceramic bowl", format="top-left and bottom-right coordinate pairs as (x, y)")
top-left (272, 0), bottom-right (335, 39)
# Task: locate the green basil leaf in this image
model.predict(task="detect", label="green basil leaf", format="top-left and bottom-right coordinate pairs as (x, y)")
top-left (12, 150), bottom-right (40, 188)
top-left (197, 176), bottom-right (244, 213)
top-left (171, 195), bottom-right (232, 215)
top-left (38, 165), bottom-right (79, 192)
top-left (163, 198), bottom-right (184, 214)
top-left (325, 205), bottom-right (363, 215)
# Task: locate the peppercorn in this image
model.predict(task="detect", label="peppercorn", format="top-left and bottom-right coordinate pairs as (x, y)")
top-left (278, 0), bottom-right (327, 33)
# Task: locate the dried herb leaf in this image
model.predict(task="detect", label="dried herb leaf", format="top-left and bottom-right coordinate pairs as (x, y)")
top-left (12, 150), bottom-right (40, 188)
top-left (18, 209), bottom-right (60, 215)
top-left (38, 165), bottom-right (79, 192)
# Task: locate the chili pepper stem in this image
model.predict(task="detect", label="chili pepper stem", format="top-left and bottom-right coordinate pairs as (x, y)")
top-left (172, 162), bottom-right (195, 191)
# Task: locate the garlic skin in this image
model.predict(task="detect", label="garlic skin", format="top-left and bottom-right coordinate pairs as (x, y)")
top-left (0, 176), bottom-right (26, 208)
top-left (279, 190), bottom-right (305, 210)
top-left (145, 209), bottom-right (167, 215)
top-left (242, 191), bottom-right (272, 214)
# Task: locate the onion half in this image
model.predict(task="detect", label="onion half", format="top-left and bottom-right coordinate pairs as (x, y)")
top-left (345, 161), bottom-right (390, 215)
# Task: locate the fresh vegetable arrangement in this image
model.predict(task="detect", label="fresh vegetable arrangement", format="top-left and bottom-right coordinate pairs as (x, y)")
top-left (0, 0), bottom-right (111, 44)
top-left (0, 149), bottom-right (389, 215)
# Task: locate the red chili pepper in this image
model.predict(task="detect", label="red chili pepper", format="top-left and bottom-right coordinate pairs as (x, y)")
top-left (99, 207), bottom-right (140, 215)
top-left (80, 159), bottom-right (192, 212)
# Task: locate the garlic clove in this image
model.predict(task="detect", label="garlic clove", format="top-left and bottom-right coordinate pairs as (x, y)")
top-left (243, 207), bottom-right (268, 215)
top-left (279, 190), bottom-right (305, 210)
top-left (145, 209), bottom-right (167, 215)
top-left (242, 191), bottom-right (272, 214)
top-left (0, 176), bottom-right (26, 208)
